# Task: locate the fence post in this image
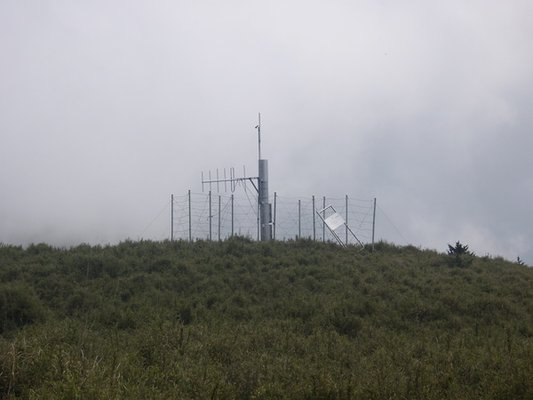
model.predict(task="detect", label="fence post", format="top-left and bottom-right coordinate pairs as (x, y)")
top-left (322, 196), bottom-right (326, 242)
top-left (171, 194), bottom-right (174, 241)
top-left (209, 190), bottom-right (212, 241)
top-left (273, 192), bottom-right (277, 240)
top-left (298, 199), bottom-right (301, 239)
top-left (372, 197), bottom-right (377, 252)
top-left (345, 194), bottom-right (348, 245)
top-left (218, 195), bottom-right (221, 241)
top-left (231, 194), bottom-right (234, 237)
top-left (188, 190), bottom-right (192, 242)
top-left (312, 195), bottom-right (316, 241)
top-left (256, 169), bottom-right (260, 241)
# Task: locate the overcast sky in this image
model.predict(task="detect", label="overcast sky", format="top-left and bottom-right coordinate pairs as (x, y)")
top-left (1, 1), bottom-right (532, 263)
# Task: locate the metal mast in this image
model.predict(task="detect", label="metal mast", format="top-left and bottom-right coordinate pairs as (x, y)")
top-left (256, 113), bottom-right (272, 241)
top-left (201, 113), bottom-right (272, 241)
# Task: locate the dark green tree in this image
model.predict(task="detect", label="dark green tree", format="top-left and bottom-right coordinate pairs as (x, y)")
top-left (447, 241), bottom-right (474, 267)
top-left (447, 241), bottom-right (473, 256)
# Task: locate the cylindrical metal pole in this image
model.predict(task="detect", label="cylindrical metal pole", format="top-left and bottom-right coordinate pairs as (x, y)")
top-left (209, 190), bottom-right (212, 241)
top-left (322, 196), bottom-right (326, 242)
top-left (188, 190), bottom-right (192, 242)
top-left (231, 194), bottom-right (234, 237)
top-left (257, 195), bottom-right (260, 241)
top-left (345, 195), bottom-right (349, 245)
top-left (372, 198), bottom-right (377, 252)
top-left (312, 195), bottom-right (316, 241)
top-left (218, 195), bottom-right (221, 241)
top-left (171, 194), bottom-right (174, 241)
top-left (255, 110), bottom-right (262, 234)
top-left (258, 159), bottom-right (271, 241)
top-left (273, 192), bottom-right (277, 240)
top-left (298, 199), bottom-right (301, 239)
top-left (256, 162), bottom-right (260, 240)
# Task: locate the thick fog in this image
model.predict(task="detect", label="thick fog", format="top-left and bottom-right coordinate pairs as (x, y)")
top-left (1, 1), bottom-right (532, 263)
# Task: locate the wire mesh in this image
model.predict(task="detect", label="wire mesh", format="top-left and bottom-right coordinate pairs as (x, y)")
top-left (171, 191), bottom-right (375, 245)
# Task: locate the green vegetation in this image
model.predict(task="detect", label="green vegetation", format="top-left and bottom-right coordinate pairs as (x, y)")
top-left (0, 238), bottom-right (532, 399)
top-left (446, 241), bottom-right (475, 268)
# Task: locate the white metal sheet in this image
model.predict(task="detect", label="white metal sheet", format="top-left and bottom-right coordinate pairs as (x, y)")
top-left (325, 212), bottom-right (345, 231)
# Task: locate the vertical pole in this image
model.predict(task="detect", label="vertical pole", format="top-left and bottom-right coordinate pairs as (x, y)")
top-left (372, 198), bottom-right (377, 252)
top-left (257, 151), bottom-right (260, 241)
top-left (224, 168), bottom-right (227, 192)
top-left (257, 194), bottom-right (260, 241)
top-left (345, 195), bottom-right (349, 246)
top-left (231, 194), bottom-right (234, 237)
top-left (298, 199), bottom-right (301, 239)
top-left (256, 115), bottom-right (272, 242)
top-left (322, 196), bottom-right (326, 242)
top-left (258, 159), bottom-right (271, 241)
top-left (208, 190), bottom-right (212, 241)
top-left (312, 195), bottom-right (316, 241)
top-left (188, 190), bottom-right (192, 242)
top-left (171, 194), bottom-right (174, 241)
top-left (256, 162), bottom-right (260, 241)
top-left (218, 195), bottom-right (221, 241)
top-left (273, 192), bottom-right (277, 240)
top-left (257, 113), bottom-right (261, 162)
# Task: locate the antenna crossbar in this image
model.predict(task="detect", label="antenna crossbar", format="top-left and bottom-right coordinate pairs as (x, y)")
top-left (201, 176), bottom-right (259, 193)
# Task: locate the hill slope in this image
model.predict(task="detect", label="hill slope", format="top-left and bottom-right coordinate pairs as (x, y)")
top-left (1, 239), bottom-right (532, 399)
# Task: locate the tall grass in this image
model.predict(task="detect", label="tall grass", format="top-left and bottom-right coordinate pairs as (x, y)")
top-left (0, 239), bottom-right (532, 399)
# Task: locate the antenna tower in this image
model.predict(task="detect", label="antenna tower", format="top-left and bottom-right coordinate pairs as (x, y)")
top-left (201, 113), bottom-right (272, 241)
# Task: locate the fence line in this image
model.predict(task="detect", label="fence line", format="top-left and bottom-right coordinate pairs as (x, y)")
top-left (170, 191), bottom-right (376, 246)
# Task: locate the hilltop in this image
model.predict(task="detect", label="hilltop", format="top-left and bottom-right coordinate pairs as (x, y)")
top-left (1, 239), bottom-right (532, 399)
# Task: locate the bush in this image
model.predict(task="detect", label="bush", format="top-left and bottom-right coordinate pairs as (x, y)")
top-left (0, 285), bottom-right (45, 333)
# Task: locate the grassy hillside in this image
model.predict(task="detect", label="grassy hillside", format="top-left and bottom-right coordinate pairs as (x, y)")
top-left (1, 239), bottom-right (532, 399)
